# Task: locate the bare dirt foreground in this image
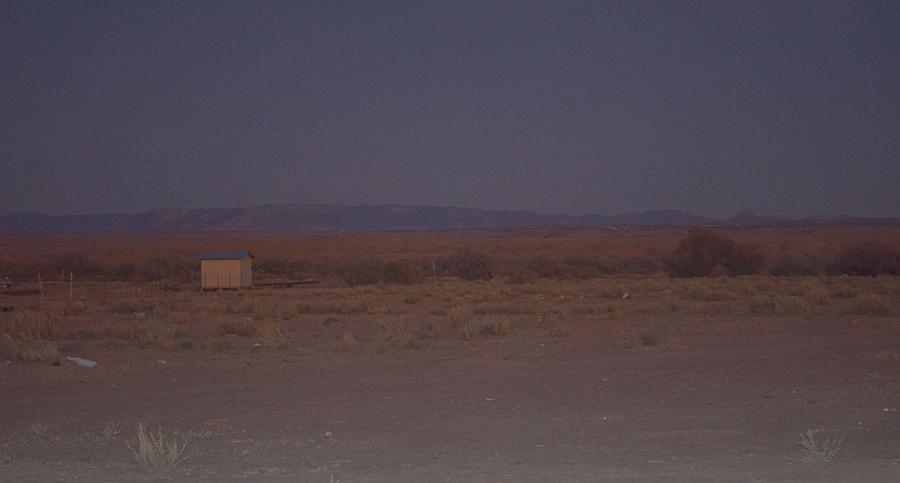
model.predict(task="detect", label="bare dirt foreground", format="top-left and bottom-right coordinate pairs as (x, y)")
top-left (2, 277), bottom-right (900, 482)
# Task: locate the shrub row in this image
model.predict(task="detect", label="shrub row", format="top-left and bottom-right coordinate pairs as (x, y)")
top-left (1, 236), bottom-right (897, 284)
top-left (0, 255), bottom-right (196, 283)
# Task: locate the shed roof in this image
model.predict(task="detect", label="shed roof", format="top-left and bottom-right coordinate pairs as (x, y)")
top-left (198, 251), bottom-right (255, 260)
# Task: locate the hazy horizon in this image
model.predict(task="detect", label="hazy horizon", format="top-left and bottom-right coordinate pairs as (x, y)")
top-left (3, 1), bottom-right (898, 219)
top-left (0, 200), bottom-right (886, 222)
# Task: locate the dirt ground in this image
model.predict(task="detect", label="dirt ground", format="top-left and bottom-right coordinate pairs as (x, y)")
top-left (2, 276), bottom-right (899, 482)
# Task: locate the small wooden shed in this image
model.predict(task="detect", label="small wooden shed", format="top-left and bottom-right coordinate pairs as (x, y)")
top-left (198, 251), bottom-right (254, 290)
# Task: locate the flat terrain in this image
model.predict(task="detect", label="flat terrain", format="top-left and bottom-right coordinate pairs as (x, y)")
top-left (2, 275), bottom-right (899, 482)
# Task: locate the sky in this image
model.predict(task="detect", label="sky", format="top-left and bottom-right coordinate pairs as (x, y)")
top-left (1, 1), bottom-right (898, 219)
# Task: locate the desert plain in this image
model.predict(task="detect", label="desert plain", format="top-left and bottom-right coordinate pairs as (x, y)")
top-left (1, 225), bottom-right (899, 482)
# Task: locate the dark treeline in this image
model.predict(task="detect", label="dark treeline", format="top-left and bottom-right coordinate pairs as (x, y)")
top-left (1, 232), bottom-right (898, 285)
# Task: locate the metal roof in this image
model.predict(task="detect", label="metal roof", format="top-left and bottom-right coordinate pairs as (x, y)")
top-left (198, 251), bottom-right (255, 260)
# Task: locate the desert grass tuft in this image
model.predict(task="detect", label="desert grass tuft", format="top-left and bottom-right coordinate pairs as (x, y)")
top-left (106, 299), bottom-right (155, 314)
top-left (0, 311), bottom-right (60, 362)
top-left (127, 424), bottom-right (189, 473)
top-left (545, 324), bottom-right (570, 338)
top-left (849, 293), bottom-right (891, 316)
top-left (798, 429), bottom-right (842, 463)
top-left (218, 320), bottom-right (258, 337)
top-left (619, 330), bottom-right (663, 349)
top-left (211, 337), bottom-right (231, 352)
top-left (750, 295), bottom-right (815, 318)
top-left (473, 304), bottom-right (534, 316)
top-left (678, 283), bottom-right (733, 302)
top-left (640, 331), bottom-right (660, 347)
top-left (61, 300), bottom-right (90, 315)
top-left (338, 331), bottom-right (358, 348)
top-left (100, 321), bottom-right (175, 349)
top-left (374, 319), bottom-right (425, 351)
top-left (258, 322), bottom-right (289, 349)
top-left (7, 311), bottom-right (60, 340)
top-left (163, 311), bottom-right (192, 325)
top-left (458, 316), bottom-right (511, 340)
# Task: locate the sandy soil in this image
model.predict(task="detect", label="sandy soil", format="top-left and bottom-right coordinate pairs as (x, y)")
top-left (2, 296), bottom-right (900, 482)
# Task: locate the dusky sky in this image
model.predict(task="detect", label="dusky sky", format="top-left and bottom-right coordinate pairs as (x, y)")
top-left (2, 1), bottom-right (898, 218)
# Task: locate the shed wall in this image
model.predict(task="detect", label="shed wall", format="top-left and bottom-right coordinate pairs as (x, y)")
top-left (201, 259), bottom-right (243, 289)
top-left (240, 257), bottom-right (252, 287)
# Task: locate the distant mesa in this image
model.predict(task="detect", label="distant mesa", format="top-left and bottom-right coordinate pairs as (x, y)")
top-left (727, 209), bottom-right (788, 224)
top-left (0, 204), bottom-right (893, 234)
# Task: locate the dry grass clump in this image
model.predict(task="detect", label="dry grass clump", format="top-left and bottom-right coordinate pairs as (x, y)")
top-left (6, 311), bottom-right (60, 340)
top-left (163, 311), bottom-right (192, 324)
top-left (829, 283), bottom-right (859, 299)
top-left (448, 306), bottom-right (473, 328)
top-left (61, 300), bottom-right (90, 315)
top-left (458, 316), bottom-right (511, 340)
top-left (679, 283), bottom-right (733, 302)
top-left (100, 321), bottom-right (175, 349)
top-left (619, 330), bottom-right (663, 349)
top-left (873, 278), bottom-right (900, 296)
top-left (127, 424), bottom-right (189, 473)
top-left (153, 298), bottom-right (178, 315)
top-left (545, 324), bottom-right (570, 338)
top-left (297, 301), bottom-right (371, 315)
top-left (474, 304), bottom-right (533, 316)
top-left (571, 305), bottom-right (600, 315)
top-left (373, 319), bottom-right (426, 351)
top-left (592, 283), bottom-right (625, 299)
top-left (338, 331), bottom-right (358, 348)
top-left (599, 304), bottom-right (625, 320)
top-left (258, 322), bottom-right (288, 349)
top-left (750, 295), bottom-right (816, 318)
top-left (798, 429), bottom-right (843, 463)
top-left (211, 337), bottom-right (231, 352)
top-left (506, 268), bottom-right (539, 284)
top-left (0, 311), bottom-right (60, 362)
top-left (0, 335), bottom-right (59, 363)
top-left (106, 299), bottom-right (156, 314)
top-left (639, 331), bottom-right (661, 347)
top-left (849, 293), bottom-right (891, 316)
top-left (229, 297), bottom-right (299, 320)
top-left (218, 320), bottom-right (258, 337)
top-left (804, 286), bottom-right (831, 306)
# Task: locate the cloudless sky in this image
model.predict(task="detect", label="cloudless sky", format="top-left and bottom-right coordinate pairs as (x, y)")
top-left (2, 1), bottom-right (898, 218)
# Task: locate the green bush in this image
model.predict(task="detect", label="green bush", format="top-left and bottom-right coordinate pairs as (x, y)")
top-left (338, 258), bottom-right (425, 286)
top-left (139, 257), bottom-right (194, 282)
top-left (383, 260), bottom-right (425, 284)
top-left (665, 228), bottom-right (765, 278)
top-left (615, 254), bottom-right (664, 275)
top-left (827, 242), bottom-right (900, 276)
top-left (770, 254), bottom-right (826, 277)
top-left (339, 258), bottom-right (387, 286)
top-left (439, 250), bottom-right (493, 281)
top-left (507, 267), bottom-right (539, 284)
